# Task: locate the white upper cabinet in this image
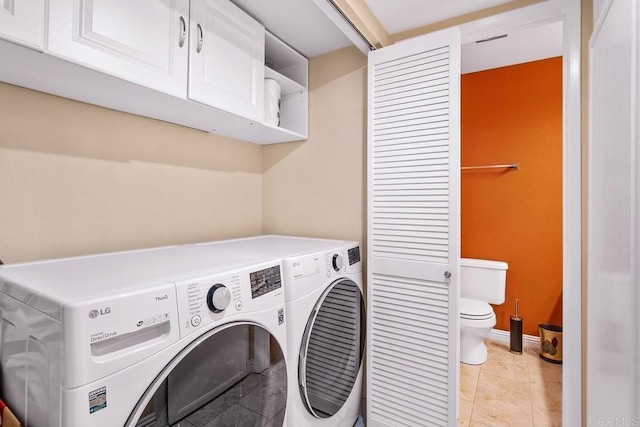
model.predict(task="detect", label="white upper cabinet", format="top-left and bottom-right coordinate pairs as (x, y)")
top-left (48, 0), bottom-right (190, 98)
top-left (0, 0), bottom-right (306, 144)
top-left (0, 0), bottom-right (46, 49)
top-left (188, 0), bottom-right (265, 123)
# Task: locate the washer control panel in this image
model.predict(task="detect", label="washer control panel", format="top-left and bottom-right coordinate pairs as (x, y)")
top-left (250, 265), bottom-right (282, 299)
top-left (174, 260), bottom-right (284, 338)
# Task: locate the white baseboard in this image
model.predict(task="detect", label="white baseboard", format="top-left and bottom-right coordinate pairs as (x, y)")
top-left (486, 328), bottom-right (539, 348)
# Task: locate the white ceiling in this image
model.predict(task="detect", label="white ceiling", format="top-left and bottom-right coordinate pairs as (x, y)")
top-left (362, 0), bottom-right (562, 74)
top-left (461, 21), bottom-right (563, 74)
top-left (229, 0), bottom-right (562, 73)
top-left (365, 0), bottom-right (516, 34)
top-left (231, 0), bottom-right (354, 58)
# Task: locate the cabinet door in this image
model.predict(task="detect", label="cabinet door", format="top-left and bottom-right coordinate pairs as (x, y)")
top-left (0, 0), bottom-right (45, 49)
top-left (189, 0), bottom-right (265, 122)
top-left (48, 0), bottom-right (189, 98)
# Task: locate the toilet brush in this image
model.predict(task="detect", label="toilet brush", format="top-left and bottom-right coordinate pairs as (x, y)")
top-left (510, 299), bottom-right (523, 355)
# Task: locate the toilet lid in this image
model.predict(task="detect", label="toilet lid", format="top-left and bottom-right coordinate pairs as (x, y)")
top-left (460, 298), bottom-right (494, 319)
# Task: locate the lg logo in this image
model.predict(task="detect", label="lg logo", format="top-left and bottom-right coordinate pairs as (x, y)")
top-left (88, 308), bottom-right (111, 319)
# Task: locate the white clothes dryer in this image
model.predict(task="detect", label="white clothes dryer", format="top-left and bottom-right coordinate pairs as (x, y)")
top-left (0, 246), bottom-right (288, 427)
top-left (189, 236), bottom-right (365, 427)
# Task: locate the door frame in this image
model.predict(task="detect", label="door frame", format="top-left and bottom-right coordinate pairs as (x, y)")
top-left (458, 0), bottom-right (582, 425)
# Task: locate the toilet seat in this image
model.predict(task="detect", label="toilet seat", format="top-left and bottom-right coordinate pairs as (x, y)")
top-left (460, 298), bottom-right (494, 320)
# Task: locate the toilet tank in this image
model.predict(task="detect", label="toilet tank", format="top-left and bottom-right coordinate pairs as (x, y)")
top-left (460, 258), bottom-right (508, 305)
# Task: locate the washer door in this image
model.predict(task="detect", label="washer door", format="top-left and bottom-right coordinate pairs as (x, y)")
top-left (126, 322), bottom-right (286, 427)
top-left (299, 279), bottom-right (365, 418)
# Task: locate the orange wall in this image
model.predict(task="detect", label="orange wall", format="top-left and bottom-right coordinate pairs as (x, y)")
top-left (461, 57), bottom-right (562, 336)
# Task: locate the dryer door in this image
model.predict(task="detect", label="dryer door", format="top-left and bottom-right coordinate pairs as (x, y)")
top-left (126, 322), bottom-right (287, 427)
top-left (299, 279), bottom-right (366, 418)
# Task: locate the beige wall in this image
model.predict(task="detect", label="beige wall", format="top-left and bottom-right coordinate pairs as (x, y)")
top-left (0, 46), bottom-right (368, 265)
top-left (0, 82), bottom-right (263, 263)
top-left (262, 46), bottom-right (367, 246)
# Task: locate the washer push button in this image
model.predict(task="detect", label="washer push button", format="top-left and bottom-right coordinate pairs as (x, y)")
top-left (190, 315), bottom-right (201, 327)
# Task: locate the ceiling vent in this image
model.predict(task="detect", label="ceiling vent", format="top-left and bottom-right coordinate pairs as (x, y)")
top-left (475, 33), bottom-right (508, 43)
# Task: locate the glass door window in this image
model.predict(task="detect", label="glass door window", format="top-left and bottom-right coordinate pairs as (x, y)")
top-left (299, 279), bottom-right (365, 418)
top-left (128, 322), bottom-right (287, 427)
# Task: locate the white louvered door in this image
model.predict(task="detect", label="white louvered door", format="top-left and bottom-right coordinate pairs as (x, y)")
top-left (367, 27), bottom-right (460, 427)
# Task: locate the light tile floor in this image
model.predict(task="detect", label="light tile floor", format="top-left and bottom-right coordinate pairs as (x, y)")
top-left (459, 339), bottom-right (562, 427)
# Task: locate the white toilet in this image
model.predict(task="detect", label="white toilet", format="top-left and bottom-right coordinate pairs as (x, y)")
top-left (460, 258), bottom-right (508, 365)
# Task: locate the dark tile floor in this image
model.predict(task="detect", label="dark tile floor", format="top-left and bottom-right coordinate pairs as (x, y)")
top-left (180, 358), bottom-right (287, 427)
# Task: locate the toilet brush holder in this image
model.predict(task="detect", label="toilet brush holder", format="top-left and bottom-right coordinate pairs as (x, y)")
top-left (510, 299), bottom-right (523, 355)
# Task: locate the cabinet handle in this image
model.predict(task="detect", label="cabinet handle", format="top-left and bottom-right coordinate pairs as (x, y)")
top-left (197, 24), bottom-right (204, 53)
top-left (178, 16), bottom-right (186, 48)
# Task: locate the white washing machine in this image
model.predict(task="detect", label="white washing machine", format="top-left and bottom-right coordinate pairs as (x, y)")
top-left (189, 236), bottom-right (365, 427)
top-left (0, 245), bottom-right (288, 427)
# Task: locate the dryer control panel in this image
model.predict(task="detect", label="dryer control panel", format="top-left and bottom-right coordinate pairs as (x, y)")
top-left (283, 243), bottom-right (362, 302)
top-left (174, 260), bottom-right (284, 338)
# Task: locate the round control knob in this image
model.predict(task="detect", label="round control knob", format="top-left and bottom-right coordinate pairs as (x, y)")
top-left (207, 284), bottom-right (231, 313)
top-left (332, 254), bottom-right (344, 272)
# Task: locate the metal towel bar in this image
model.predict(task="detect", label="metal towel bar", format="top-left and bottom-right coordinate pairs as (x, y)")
top-left (461, 163), bottom-right (519, 170)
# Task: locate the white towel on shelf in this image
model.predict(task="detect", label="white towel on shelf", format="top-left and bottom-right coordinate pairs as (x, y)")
top-left (264, 78), bottom-right (281, 127)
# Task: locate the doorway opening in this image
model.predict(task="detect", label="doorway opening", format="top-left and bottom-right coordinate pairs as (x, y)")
top-left (459, 20), bottom-right (563, 426)
top-left (458, 0), bottom-right (582, 424)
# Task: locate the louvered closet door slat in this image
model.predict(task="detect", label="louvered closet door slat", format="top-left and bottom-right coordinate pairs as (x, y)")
top-left (376, 62), bottom-right (449, 81)
top-left (374, 47), bottom-right (449, 73)
top-left (375, 98), bottom-right (449, 114)
top-left (374, 93), bottom-right (450, 110)
top-left (377, 99), bottom-right (449, 113)
top-left (367, 27), bottom-right (460, 427)
top-left (376, 135), bottom-right (449, 148)
top-left (374, 89), bottom-right (450, 108)
top-left (376, 77), bottom-right (450, 98)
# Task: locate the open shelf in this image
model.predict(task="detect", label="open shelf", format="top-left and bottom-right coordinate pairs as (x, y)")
top-left (264, 66), bottom-right (305, 95)
top-left (265, 31), bottom-right (307, 88)
top-left (263, 31), bottom-right (308, 140)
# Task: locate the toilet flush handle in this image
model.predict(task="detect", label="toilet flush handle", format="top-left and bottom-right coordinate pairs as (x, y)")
top-left (444, 271), bottom-right (452, 279)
